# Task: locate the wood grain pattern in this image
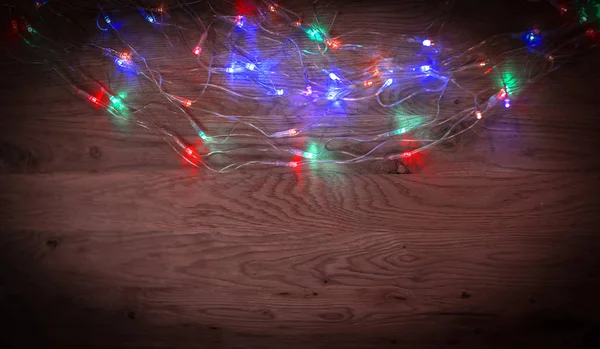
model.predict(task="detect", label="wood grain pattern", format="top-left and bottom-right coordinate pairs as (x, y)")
top-left (1, 1), bottom-right (600, 348)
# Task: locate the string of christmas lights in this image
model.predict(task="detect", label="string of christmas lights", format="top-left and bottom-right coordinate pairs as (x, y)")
top-left (4, 0), bottom-right (598, 172)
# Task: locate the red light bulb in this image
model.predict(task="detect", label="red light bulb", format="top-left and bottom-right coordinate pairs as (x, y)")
top-left (498, 89), bottom-right (507, 99)
top-left (193, 46), bottom-right (201, 55)
top-left (326, 39), bottom-right (340, 50)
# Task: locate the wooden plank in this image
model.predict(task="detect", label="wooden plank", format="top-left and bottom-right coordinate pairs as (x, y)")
top-left (1, 171), bottom-right (599, 348)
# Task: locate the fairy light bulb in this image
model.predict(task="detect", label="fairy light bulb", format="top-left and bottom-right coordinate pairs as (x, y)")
top-left (498, 88), bottom-right (507, 99)
top-left (504, 99), bottom-right (511, 108)
top-left (422, 39), bottom-right (432, 47)
top-left (193, 46), bottom-right (201, 56)
top-left (476, 111), bottom-right (482, 119)
top-left (329, 72), bottom-right (341, 81)
top-left (235, 15), bottom-right (244, 28)
top-left (185, 147), bottom-right (194, 156)
top-left (146, 15), bottom-right (155, 23)
top-left (196, 131), bottom-right (208, 141)
top-left (289, 150), bottom-right (315, 159)
top-left (288, 161), bottom-right (298, 168)
top-left (115, 52), bottom-right (132, 67)
top-left (245, 62), bottom-right (256, 71)
top-left (88, 95), bottom-right (99, 105)
top-left (11, 19), bottom-right (18, 30)
top-left (276, 89), bottom-right (284, 96)
top-left (294, 21), bottom-right (301, 27)
top-left (326, 39), bottom-right (340, 50)
top-left (478, 61), bottom-right (486, 67)
top-left (271, 128), bottom-right (298, 138)
top-left (382, 78), bottom-right (393, 88)
top-left (560, 6), bottom-right (567, 14)
top-left (269, 4), bottom-right (276, 12)
top-left (104, 15), bottom-right (111, 24)
top-left (302, 85), bottom-right (313, 96)
top-left (401, 151), bottom-right (412, 158)
top-left (364, 80), bottom-right (373, 87)
top-left (420, 65), bottom-right (431, 72)
top-left (110, 96), bottom-right (124, 108)
top-left (183, 99), bottom-right (193, 107)
top-left (26, 24), bottom-right (34, 33)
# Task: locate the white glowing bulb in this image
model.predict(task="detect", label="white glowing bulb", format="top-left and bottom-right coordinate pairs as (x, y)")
top-left (329, 72), bottom-right (340, 81)
top-left (422, 39), bottom-right (432, 47)
top-left (245, 63), bottom-right (256, 71)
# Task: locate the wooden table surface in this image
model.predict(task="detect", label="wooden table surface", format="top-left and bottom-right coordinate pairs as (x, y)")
top-left (1, 1), bottom-right (599, 348)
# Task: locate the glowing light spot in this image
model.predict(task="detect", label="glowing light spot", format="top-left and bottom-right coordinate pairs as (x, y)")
top-left (476, 111), bottom-right (482, 119)
top-left (110, 96), bottom-right (123, 107)
top-left (288, 161), bottom-right (298, 168)
top-left (478, 61), bottom-right (486, 67)
top-left (306, 26), bottom-right (326, 42)
top-left (498, 89), bottom-right (507, 99)
top-left (422, 39), bottom-right (432, 47)
top-left (276, 89), bottom-right (284, 96)
top-left (401, 151), bottom-right (412, 158)
top-left (198, 131), bottom-right (209, 141)
top-left (193, 46), bottom-right (201, 55)
top-left (504, 99), bottom-right (511, 108)
top-left (383, 78), bottom-right (393, 88)
top-left (420, 65), bottom-right (431, 72)
top-left (547, 55), bottom-right (554, 62)
top-left (245, 62), bottom-right (256, 71)
top-left (364, 80), bottom-right (373, 87)
top-left (235, 15), bottom-right (244, 28)
top-left (290, 150), bottom-right (315, 159)
top-left (104, 15), bottom-right (111, 24)
top-left (183, 99), bottom-right (193, 107)
top-left (185, 147), bottom-right (194, 156)
top-left (329, 72), bottom-right (340, 81)
top-left (484, 67), bottom-right (493, 75)
top-left (26, 25), bottom-right (34, 33)
top-left (146, 15), bottom-right (155, 23)
top-left (88, 96), bottom-right (99, 104)
top-left (225, 66), bottom-right (235, 73)
top-left (560, 6), bottom-right (567, 14)
top-left (302, 86), bottom-right (313, 96)
top-left (326, 39), bottom-right (341, 50)
top-left (294, 21), bottom-right (301, 27)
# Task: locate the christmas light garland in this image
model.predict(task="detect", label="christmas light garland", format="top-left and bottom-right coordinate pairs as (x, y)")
top-left (4, 0), bottom-right (598, 172)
